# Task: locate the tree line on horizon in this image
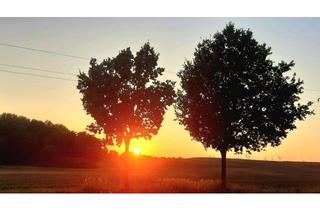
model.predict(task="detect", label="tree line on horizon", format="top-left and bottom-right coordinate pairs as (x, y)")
top-left (0, 113), bottom-right (110, 167)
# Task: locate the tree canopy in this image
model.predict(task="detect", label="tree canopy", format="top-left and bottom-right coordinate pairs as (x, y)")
top-left (77, 42), bottom-right (175, 153)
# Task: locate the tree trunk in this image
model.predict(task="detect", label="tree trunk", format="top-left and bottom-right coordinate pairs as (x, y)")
top-left (124, 139), bottom-right (130, 190)
top-left (220, 149), bottom-right (227, 190)
top-left (125, 139), bottom-right (130, 156)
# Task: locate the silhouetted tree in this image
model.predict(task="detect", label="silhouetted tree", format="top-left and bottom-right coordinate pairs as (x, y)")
top-left (77, 43), bottom-right (175, 155)
top-left (175, 23), bottom-right (313, 189)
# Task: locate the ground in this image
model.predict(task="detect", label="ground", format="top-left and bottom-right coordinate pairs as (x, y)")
top-left (1, 157), bottom-right (320, 193)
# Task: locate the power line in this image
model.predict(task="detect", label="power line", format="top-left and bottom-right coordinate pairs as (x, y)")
top-left (0, 42), bottom-right (314, 88)
top-left (0, 66), bottom-right (319, 91)
top-left (0, 62), bottom-right (177, 77)
top-left (0, 42), bottom-right (178, 75)
top-left (0, 68), bottom-right (76, 82)
top-left (5, 42), bottom-right (319, 82)
top-left (0, 63), bottom-right (77, 76)
top-left (0, 42), bottom-right (90, 61)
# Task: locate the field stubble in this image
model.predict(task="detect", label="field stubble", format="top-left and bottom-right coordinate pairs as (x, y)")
top-left (1, 157), bottom-right (320, 192)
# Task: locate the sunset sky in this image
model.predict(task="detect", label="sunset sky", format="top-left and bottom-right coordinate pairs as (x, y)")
top-left (0, 18), bottom-right (319, 161)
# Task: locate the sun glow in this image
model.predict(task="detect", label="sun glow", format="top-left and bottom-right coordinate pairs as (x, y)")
top-left (133, 147), bottom-right (141, 155)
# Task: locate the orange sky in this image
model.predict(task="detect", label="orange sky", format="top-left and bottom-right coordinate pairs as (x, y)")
top-left (0, 18), bottom-right (319, 161)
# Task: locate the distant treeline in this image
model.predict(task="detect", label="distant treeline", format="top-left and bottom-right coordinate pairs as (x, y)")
top-left (0, 113), bottom-right (113, 167)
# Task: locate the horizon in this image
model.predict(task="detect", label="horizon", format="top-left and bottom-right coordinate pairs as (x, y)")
top-left (0, 17), bottom-right (320, 161)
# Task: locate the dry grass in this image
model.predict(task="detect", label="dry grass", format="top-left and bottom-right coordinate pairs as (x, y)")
top-left (80, 177), bottom-right (221, 193)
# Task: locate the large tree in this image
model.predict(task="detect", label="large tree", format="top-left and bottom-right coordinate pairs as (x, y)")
top-left (175, 23), bottom-right (313, 189)
top-left (77, 43), bottom-right (175, 155)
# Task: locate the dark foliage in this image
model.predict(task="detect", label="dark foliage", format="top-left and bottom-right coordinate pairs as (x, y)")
top-left (77, 42), bottom-right (175, 153)
top-left (175, 23), bottom-right (313, 188)
top-left (0, 113), bottom-right (107, 167)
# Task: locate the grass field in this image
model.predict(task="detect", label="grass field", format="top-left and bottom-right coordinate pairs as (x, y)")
top-left (1, 157), bottom-right (320, 193)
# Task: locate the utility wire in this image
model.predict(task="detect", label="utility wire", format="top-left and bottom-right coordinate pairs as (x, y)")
top-left (1, 66), bottom-right (319, 93)
top-left (4, 42), bottom-right (320, 82)
top-left (0, 66), bottom-right (319, 91)
top-left (0, 67), bottom-right (179, 82)
top-left (0, 62), bottom-right (177, 77)
top-left (0, 63), bottom-right (77, 76)
top-left (0, 42), bottom-right (90, 61)
top-left (0, 42), bottom-right (178, 75)
top-left (0, 68), bottom-right (76, 82)
top-left (0, 66), bottom-right (176, 82)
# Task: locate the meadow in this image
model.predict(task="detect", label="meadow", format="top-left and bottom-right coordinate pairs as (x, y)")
top-left (1, 156), bottom-right (320, 193)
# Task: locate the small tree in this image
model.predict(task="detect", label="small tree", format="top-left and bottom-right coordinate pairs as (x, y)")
top-left (175, 23), bottom-right (313, 189)
top-left (77, 43), bottom-right (175, 155)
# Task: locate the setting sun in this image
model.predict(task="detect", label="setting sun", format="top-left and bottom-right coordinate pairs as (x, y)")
top-left (133, 148), bottom-right (141, 155)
